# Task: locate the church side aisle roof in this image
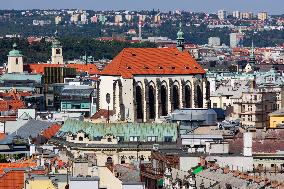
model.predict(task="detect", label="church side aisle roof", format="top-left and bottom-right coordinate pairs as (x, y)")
top-left (100, 48), bottom-right (206, 78)
top-left (59, 119), bottom-right (178, 142)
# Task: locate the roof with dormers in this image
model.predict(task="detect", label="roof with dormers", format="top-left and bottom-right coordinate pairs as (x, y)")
top-left (100, 48), bottom-right (206, 79)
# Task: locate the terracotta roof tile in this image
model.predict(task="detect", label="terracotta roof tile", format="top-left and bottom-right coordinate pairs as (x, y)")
top-left (0, 100), bottom-right (25, 112)
top-left (26, 63), bottom-right (99, 75)
top-left (0, 166), bottom-right (44, 189)
top-left (100, 48), bottom-right (205, 78)
top-left (91, 109), bottom-right (115, 120)
top-left (42, 124), bottom-right (61, 140)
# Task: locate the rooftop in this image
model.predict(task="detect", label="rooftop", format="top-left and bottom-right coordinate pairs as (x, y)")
top-left (100, 48), bottom-right (206, 78)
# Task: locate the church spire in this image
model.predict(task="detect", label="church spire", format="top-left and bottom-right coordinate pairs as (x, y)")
top-left (176, 22), bottom-right (185, 52)
top-left (249, 39), bottom-right (256, 65)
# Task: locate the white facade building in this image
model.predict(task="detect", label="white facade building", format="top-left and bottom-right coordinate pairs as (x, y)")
top-left (217, 10), bottom-right (227, 20)
top-left (99, 48), bottom-right (209, 123)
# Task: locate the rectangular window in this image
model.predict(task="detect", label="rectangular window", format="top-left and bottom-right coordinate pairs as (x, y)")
top-left (164, 136), bottom-right (173, 142)
top-left (147, 136), bottom-right (157, 142)
top-left (130, 136), bottom-right (139, 142)
top-left (248, 115), bottom-right (252, 122)
top-left (223, 103), bottom-right (226, 108)
top-left (117, 136), bottom-right (124, 142)
top-left (248, 105), bottom-right (252, 111)
top-left (213, 103), bottom-right (217, 108)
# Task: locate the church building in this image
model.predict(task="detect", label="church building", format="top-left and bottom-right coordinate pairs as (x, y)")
top-left (99, 26), bottom-right (210, 122)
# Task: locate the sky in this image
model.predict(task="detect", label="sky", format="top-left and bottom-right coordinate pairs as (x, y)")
top-left (1, 0), bottom-right (283, 14)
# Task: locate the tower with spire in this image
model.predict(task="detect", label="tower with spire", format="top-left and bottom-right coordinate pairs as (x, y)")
top-left (244, 40), bottom-right (256, 73)
top-left (7, 43), bottom-right (24, 73)
top-left (249, 40), bottom-right (256, 66)
top-left (51, 30), bottom-right (64, 64)
top-left (176, 22), bottom-right (185, 52)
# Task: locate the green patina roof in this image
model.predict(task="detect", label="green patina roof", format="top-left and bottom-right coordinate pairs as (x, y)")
top-left (8, 43), bottom-right (23, 57)
top-left (52, 39), bottom-right (62, 48)
top-left (0, 73), bottom-right (42, 83)
top-left (60, 119), bottom-right (178, 142)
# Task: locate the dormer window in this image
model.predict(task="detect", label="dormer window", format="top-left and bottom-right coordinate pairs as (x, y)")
top-left (172, 67), bottom-right (175, 69)
top-left (127, 66), bottom-right (131, 69)
top-left (159, 66), bottom-right (163, 69)
top-left (107, 137), bottom-right (112, 142)
top-left (145, 66), bottom-right (149, 69)
top-left (185, 66), bottom-right (189, 69)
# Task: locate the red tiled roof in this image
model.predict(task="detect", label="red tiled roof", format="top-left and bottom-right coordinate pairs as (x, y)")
top-left (42, 124), bottom-right (61, 140)
top-left (91, 109), bottom-right (115, 120)
top-left (67, 64), bottom-right (99, 75)
top-left (0, 167), bottom-right (45, 189)
top-left (0, 100), bottom-right (25, 112)
top-left (0, 170), bottom-right (24, 189)
top-left (26, 63), bottom-right (99, 75)
top-left (100, 48), bottom-right (206, 79)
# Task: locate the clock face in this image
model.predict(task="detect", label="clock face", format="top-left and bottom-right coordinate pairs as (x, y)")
top-left (56, 49), bottom-right (61, 54)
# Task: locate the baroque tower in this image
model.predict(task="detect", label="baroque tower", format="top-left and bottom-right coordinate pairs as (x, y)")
top-left (176, 22), bottom-right (185, 52)
top-left (7, 43), bottom-right (24, 73)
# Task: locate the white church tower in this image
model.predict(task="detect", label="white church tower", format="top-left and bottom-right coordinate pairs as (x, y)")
top-left (51, 30), bottom-right (64, 64)
top-left (7, 43), bottom-right (24, 73)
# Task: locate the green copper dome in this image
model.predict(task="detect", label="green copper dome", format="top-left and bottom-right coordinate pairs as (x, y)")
top-left (8, 43), bottom-right (23, 57)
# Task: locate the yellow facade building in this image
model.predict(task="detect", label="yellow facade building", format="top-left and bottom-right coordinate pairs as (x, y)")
top-left (269, 108), bottom-right (284, 128)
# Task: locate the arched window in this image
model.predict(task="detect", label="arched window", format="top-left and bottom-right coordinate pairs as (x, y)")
top-left (121, 156), bottom-right (126, 164)
top-left (172, 85), bottom-right (180, 110)
top-left (148, 85), bottom-right (155, 119)
top-left (15, 58), bottom-right (18, 65)
top-left (135, 86), bottom-right (143, 121)
top-left (185, 85), bottom-right (191, 108)
top-left (78, 136), bottom-right (83, 141)
top-left (161, 85), bottom-right (168, 116)
top-left (197, 85), bottom-right (203, 108)
top-left (107, 157), bottom-right (113, 164)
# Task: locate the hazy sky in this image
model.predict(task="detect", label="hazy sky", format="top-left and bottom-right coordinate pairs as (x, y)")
top-left (1, 0), bottom-right (283, 14)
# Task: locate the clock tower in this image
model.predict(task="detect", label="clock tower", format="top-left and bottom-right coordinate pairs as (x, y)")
top-left (7, 43), bottom-right (24, 73)
top-left (51, 31), bottom-right (64, 64)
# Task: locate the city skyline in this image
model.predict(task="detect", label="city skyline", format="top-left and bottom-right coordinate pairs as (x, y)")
top-left (2, 0), bottom-right (284, 14)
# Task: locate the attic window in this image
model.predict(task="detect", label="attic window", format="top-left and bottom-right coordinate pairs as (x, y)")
top-left (132, 53), bottom-right (136, 56)
top-left (185, 66), bottom-right (189, 69)
top-left (194, 66), bottom-right (198, 69)
top-left (159, 66), bottom-right (163, 69)
top-left (127, 66), bottom-right (131, 69)
top-left (172, 67), bottom-right (176, 69)
top-left (175, 53), bottom-right (178, 56)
